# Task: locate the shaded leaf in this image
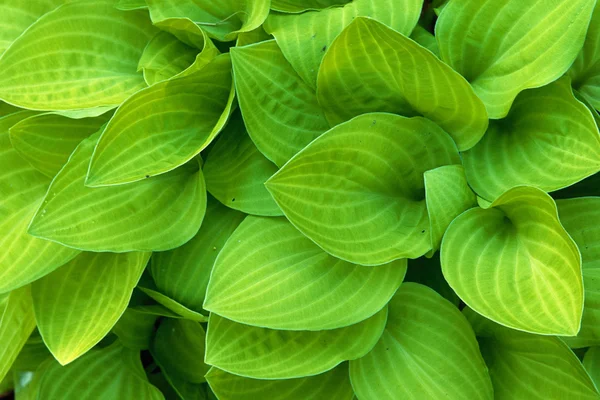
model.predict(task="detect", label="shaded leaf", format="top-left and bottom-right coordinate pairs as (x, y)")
top-left (584, 347), bottom-right (600, 388)
top-left (138, 287), bottom-right (208, 322)
top-left (570, 3), bottom-right (600, 110)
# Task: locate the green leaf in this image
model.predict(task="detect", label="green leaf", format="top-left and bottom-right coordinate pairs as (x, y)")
top-left (0, 1), bottom-right (63, 56)
top-left (37, 342), bottom-right (164, 399)
top-left (441, 186), bottom-right (583, 335)
top-left (9, 112), bottom-right (111, 178)
top-left (463, 77), bottom-right (600, 201)
top-left (409, 24), bottom-right (439, 57)
top-left (557, 198), bottom-right (600, 348)
top-left (317, 17), bottom-right (488, 151)
top-left (32, 251), bottom-right (150, 365)
top-left (405, 254), bottom-right (460, 307)
top-left (264, 0), bottom-right (422, 88)
top-left (465, 308), bottom-right (599, 400)
top-left (0, 113), bottom-right (80, 293)
top-left (235, 26), bottom-right (272, 47)
top-left (151, 319), bottom-right (210, 384)
top-left (437, 0), bottom-right (595, 119)
top-left (350, 283), bottom-right (493, 400)
top-left (206, 364), bottom-right (354, 400)
top-left (205, 216), bottom-right (406, 330)
top-left (0, 1), bottom-right (157, 111)
top-left (266, 113), bottom-right (461, 266)
top-left (146, 0), bottom-right (270, 42)
top-left (112, 307), bottom-right (159, 351)
top-left (570, 4), bottom-right (600, 110)
top-left (138, 287), bottom-right (208, 322)
top-left (271, 0), bottom-right (350, 13)
top-left (28, 133), bottom-right (207, 252)
top-left (151, 195), bottom-right (245, 311)
top-left (231, 40), bottom-right (330, 167)
top-left (117, 0), bottom-right (148, 11)
top-left (584, 347), bottom-right (600, 388)
top-left (86, 54), bottom-right (233, 186)
top-left (0, 286), bottom-right (36, 383)
top-left (204, 114), bottom-right (282, 216)
top-left (13, 331), bottom-right (53, 373)
top-left (205, 307), bottom-right (387, 379)
top-left (424, 164), bottom-right (477, 255)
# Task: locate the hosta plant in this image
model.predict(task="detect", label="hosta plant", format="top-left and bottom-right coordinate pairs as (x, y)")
top-left (3, 0), bottom-right (600, 399)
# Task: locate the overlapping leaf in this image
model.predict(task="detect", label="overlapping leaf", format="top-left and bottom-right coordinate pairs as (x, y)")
top-left (28, 133), bottom-right (207, 252)
top-left (0, 1), bottom-right (157, 111)
top-left (204, 216), bottom-right (406, 330)
top-left (87, 54), bottom-right (233, 186)
top-left (463, 77), bottom-right (600, 201)
top-left (442, 186), bottom-right (583, 335)
top-left (437, 0), bottom-right (595, 118)
top-left (32, 251), bottom-right (150, 364)
top-left (137, 287), bottom-right (209, 322)
top-left (266, 113), bottom-right (460, 265)
top-left (570, 3), bottom-right (600, 109)
top-left (584, 347), bottom-right (600, 387)
top-left (317, 17), bottom-right (488, 150)
top-left (350, 283), bottom-right (493, 400)
top-left (205, 307), bottom-right (387, 379)
top-left (270, 0), bottom-right (350, 13)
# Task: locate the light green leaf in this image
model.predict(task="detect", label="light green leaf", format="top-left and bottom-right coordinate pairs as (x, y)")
top-left (0, 1), bottom-right (157, 111)
top-left (410, 24), bottom-right (439, 57)
top-left (584, 347), bottom-right (600, 388)
top-left (463, 78), bottom-right (600, 201)
top-left (424, 165), bottom-right (477, 255)
top-left (32, 251), bottom-right (150, 365)
top-left (37, 342), bottom-right (164, 400)
top-left (0, 286), bottom-right (36, 383)
top-left (112, 308), bottom-right (158, 351)
top-left (9, 112), bottom-right (111, 178)
top-left (86, 54), bottom-right (233, 186)
top-left (557, 198), bottom-right (600, 348)
top-left (151, 319), bottom-right (210, 384)
top-left (146, 0), bottom-right (270, 42)
top-left (204, 114), bottom-right (282, 216)
top-left (117, 0), bottom-right (148, 10)
top-left (205, 307), bottom-right (387, 379)
top-left (0, 113), bottom-right (80, 293)
top-left (318, 17), bottom-right (487, 151)
top-left (28, 133), bottom-right (207, 252)
top-left (441, 186), bottom-right (583, 335)
top-left (466, 308), bottom-right (599, 400)
top-left (437, 0), bottom-right (595, 118)
top-left (266, 113), bottom-right (461, 266)
top-left (350, 283), bottom-right (493, 400)
top-left (264, 0), bottom-right (422, 88)
top-left (151, 195), bottom-right (245, 311)
top-left (205, 216), bottom-right (406, 330)
top-left (231, 40), bottom-right (330, 167)
top-left (271, 0), bottom-right (350, 13)
top-left (570, 4), bottom-right (600, 110)
top-left (0, 1), bottom-right (63, 56)
top-left (235, 26), bottom-right (272, 47)
top-left (138, 287), bottom-right (208, 322)
top-left (206, 364), bottom-right (354, 400)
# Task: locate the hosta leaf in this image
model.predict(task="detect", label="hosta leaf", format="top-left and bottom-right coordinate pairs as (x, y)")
top-left (0, 113), bottom-right (79, 293)
top-left (32, 251), bottom-right (150, 365)
top-left (204, 114), bottom-right (282, 216)
top-left (424, 165), bottom-right (477, 255)
top-left (466, 309), bottom-right (599, 400)
top-left (206, 364), bottom-right (354, 400)
top-left (37, 342), bottom-right (164, 400)
top-left (146, 0), bottom-right (270, 42)
top-left (570, 4), bottom-right (600, 109)
top-left (13, 331), bottom-right (52, 373)
top-left (151, 195), bottom-right (244, 311)
top-left (405, 254), bottom-right (460, 306)
top-left (87, 54), bottom-right (233, 187)
top-left (205, 307), bottom-right (387, 379)
top-left (441, 186), bottom-right (583, 335)
top-left (264, 0), bottom-right (422, 88)
top-left (116, 0), bottom-right (148, 10)
top-left (350, 283), bottom-right (493, 400)
top-left (437, 0), bottom-right (595, 118)
top-left (0, 286), bottom-right (36, 383)
top-left (235, 26), bottom-right (272, 47)
top-left (0, 1), bottom-right (157, 111)
top-left (0, 1), bottom-right (63, 56)
top-left (463, 78), bottom-right (600, 201)
top-left (28, 133), bottom-right (207, 252)
top-left (318, 17), bottom-right (488, 151)
top-left (151, 319), bottom-right (210, 384)
top-left (557, 198), bottom-right (600, 348)
top-left (138, 287), bottom-right (208, 322)
top-left (266, 113), bottom-right (460, 266)
top-left (112, 307), bottom-right (158, 350)
top-left (9, 112), bottom-right (111, 178)
top-left (205, 216), bottom-right (405, 330)
top-left (231, 40), bottom-right (330, 167)
top-left (584, 347), bottom-right (600, 387)
top-left (409, 25), bottom-right (439, 57)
